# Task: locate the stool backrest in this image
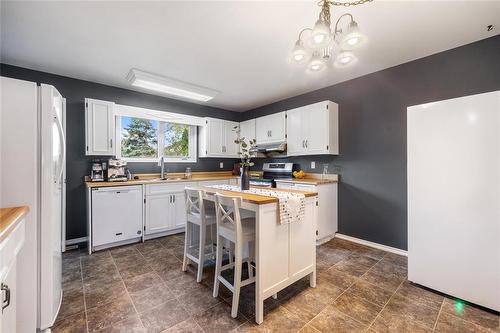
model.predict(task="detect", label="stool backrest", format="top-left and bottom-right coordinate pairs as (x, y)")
top-left (185, 187), bottom-right (205, 217)
top-left (214, 193), bottom-right (243, 240)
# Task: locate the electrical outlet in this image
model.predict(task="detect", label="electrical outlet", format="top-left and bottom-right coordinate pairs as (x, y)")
top-left (311, 161), bottom-right (316, 169)
top-left (219, 162), bottom-right (224, 169)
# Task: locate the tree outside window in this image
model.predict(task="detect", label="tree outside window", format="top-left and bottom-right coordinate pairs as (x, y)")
top-left (163, 123), bottom-right (189, 158)
top-left (119, 116), bottom-right (193, 161)
top-left (121, 117), bottom-right (158, 158)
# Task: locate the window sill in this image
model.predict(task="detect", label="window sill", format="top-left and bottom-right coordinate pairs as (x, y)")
top-left (122, 157), bottom-right (197, 163)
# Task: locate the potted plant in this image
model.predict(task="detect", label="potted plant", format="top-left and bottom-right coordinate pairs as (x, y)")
top-left (233, 126), bottom-right (257, 190)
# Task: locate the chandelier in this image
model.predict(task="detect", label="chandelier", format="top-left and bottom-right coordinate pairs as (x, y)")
top-left (290, 0), bottom-right (372, 72)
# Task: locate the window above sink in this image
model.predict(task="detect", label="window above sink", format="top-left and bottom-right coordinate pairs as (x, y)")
top-left (114, 105), bottom-right (198, 163)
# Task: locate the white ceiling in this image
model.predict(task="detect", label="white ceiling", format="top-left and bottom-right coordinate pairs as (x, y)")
top-left (1, 1), bottom-right (498, 111)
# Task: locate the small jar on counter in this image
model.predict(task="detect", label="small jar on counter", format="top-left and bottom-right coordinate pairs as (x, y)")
top-left (185, 167), bottom-right (192, 179)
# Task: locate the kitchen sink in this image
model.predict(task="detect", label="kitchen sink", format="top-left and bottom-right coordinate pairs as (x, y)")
top-left (140, 177), bottom-right (187, 182)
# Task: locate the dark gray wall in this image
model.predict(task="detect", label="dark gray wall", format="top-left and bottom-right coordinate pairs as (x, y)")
top-left (243, 35), bottom-right (500, 250)
top-left (0, 64), bottom-right (240, 239)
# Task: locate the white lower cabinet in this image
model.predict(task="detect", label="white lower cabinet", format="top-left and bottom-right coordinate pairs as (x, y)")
top-left (144, 182), bottom-right (197, 235)
top-left (276, 181), bottom-right (338, 243)
top-left (0, 218), bottom-right (26, 333)
top-left (91, 186), bottom-right (143, 248)
top-left (89, 178), bottom-right (238, 250)
top-left (0, 260), bottom-right (17, 333)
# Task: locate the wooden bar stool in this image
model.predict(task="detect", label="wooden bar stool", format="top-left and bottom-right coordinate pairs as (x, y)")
top-left (213, 193), bottom-right (256, 318)
top-left (182, 188), bottom-right (217, 282)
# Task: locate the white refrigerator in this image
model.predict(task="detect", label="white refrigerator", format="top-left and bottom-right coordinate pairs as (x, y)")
top-left (0, 76), bottom-right (65, 331)
top-left (407, 91), bottom-right (499, 312)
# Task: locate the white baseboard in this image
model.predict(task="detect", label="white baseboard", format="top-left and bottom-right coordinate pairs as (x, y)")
top-left (66, 237), bottom-right (88, 246)
top-left (335, 233), bottom-right (407, 256)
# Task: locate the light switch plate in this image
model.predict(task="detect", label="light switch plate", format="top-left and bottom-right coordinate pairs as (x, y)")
top-left (219, 162), bottom-right (224, 168)
top-left (311, 161), bottom-right (316, 169)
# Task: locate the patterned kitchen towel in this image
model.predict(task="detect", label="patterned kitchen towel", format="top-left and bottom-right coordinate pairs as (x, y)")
top-left (208, 185), bottom-right (306, 224)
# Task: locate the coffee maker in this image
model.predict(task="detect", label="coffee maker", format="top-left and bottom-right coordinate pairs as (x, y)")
top-left (107, 159), bottom-right (128, 182)
top-left (90, 160), bottom-right (106, 182)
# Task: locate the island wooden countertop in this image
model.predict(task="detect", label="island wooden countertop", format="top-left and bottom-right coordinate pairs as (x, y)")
top-left (201, 186), bottom-right (318, 205)
top-left (85, 171), bottom-right (239, 188)
top-left (0, 206), bottom-right (29, 243)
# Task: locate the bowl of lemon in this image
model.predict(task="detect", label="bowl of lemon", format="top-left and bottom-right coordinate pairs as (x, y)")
top-left (292, 170), bottom-right (306, 179)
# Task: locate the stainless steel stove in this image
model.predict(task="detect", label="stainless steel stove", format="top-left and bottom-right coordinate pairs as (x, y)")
top-left (249, 163), bottom-right (296, 188)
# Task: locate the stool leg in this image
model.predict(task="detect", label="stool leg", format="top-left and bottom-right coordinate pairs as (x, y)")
top-left (213, 235), bottom-right (223, 298)
top-left (248, 241), bottom-right (255, 278)
top-left (197, 223), bottom-right (206, 283)
top-left (182, 222), bottom-right (190, 272)
top-left (231, 241), bottom-right (243, 318)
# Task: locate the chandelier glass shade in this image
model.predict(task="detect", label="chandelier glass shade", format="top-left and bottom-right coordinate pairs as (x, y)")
top-left (290, 0), bottom-right (371, 72)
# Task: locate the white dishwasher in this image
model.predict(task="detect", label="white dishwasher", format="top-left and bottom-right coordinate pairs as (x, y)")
top-left (91, 185), bottom-right (143, 249)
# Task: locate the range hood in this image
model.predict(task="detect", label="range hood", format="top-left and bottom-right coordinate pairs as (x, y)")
top-left (250, 142), bottom-right (287, 153)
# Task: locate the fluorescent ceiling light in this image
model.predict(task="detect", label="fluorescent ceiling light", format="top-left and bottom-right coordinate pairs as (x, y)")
top-left (126, 69), bottom-right (219, 102)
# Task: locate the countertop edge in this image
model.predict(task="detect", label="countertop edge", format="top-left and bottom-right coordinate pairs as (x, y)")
top-left (85, 175), bottom-right (239, 188)
top-left (0, 206), bottom-right (29, 243)
top-left (274, 178), bottom-right (338, 185)
top-left (201, 186), bottom-right (318, 205)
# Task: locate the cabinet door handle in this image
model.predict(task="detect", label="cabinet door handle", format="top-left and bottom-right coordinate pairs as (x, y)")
top-left (269, 130), bottom-right (272, 137)
top-left (305, 140), bottom-right (308, 148)
top-left (2, 283), bottom-right (11, 312)
top-left (302, 140), bottom-right (305, 148)
top-left (110, 138), bottom-right (113, 148)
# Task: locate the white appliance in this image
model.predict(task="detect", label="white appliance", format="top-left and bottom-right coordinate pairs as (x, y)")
top-left (0, 76), bottom-right (65, 330)
top-left (407, 91), bottom-right (499, 312)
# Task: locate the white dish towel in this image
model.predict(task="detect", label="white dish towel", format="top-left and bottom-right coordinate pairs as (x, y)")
top-left (208, 185), bottom-right (306, 224)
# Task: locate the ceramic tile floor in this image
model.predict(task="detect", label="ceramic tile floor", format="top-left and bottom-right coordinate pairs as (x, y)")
top-left (54, 234), bottom-right (499, 333)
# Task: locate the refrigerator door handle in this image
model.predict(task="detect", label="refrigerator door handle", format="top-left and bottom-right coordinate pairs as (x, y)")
top-left (54, 114), bottom-right (66, 183)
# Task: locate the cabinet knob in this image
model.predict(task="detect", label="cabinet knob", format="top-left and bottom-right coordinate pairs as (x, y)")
top-left (1, 283), bottom-right (11, 312)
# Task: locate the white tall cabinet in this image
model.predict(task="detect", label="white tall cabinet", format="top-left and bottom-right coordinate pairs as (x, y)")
top-left (198, 118), bottom-right (239, 157)
top-left (85, 98), bottom-right (115, 155)
top-left (408, 91), bottom-right (500, 312)
top-left (287, 101), bottom-right (338, 156)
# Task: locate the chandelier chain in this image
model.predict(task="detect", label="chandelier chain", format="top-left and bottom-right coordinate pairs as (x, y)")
top-left (322, 0), bottom-right (373, 7)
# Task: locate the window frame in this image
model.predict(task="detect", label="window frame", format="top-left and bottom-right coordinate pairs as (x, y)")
top-left (115, 115), bottom-right (197, 163)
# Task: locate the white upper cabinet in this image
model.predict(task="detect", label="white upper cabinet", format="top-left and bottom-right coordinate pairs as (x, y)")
top-left (85, 98), bottom-right (115, 155)
top-left (224, 120), bottom-right (240, 156)
top-left (255, 111), bottom-right (286, 144)
top-left (239, 119), bottom-right (256, 142)
top-left (286, 101), bottom-right (338, 156)
top-left (199, 118), bottom-right (239, 158)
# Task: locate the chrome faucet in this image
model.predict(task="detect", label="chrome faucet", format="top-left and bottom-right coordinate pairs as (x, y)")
top-left (158, 156), bottom-right (165, 179)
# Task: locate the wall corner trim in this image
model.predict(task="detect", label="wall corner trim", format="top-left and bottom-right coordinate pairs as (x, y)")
top-left (335, 233), bottom-right (407, 256)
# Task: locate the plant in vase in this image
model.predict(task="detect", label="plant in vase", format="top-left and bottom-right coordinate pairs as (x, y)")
top-left (233, 126), bottom-right (257, 190)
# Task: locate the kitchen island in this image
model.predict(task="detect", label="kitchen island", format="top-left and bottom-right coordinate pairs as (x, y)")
top-left (201, 186), bottom-right (318, 324)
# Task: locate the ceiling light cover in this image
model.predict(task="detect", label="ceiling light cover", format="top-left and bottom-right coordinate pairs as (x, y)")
top-left (308, 54), bottom-right (327, 72)
top-left (340, 20), bottom-right (365, 49)
top-left (334, 50), bottom-right (357, 68)
top-left (126, 69), bottom-right (219, 102)
top-left (291, 40), bottom-right (309, 64)
top-left (309, 19), bottom-right (331, 49)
